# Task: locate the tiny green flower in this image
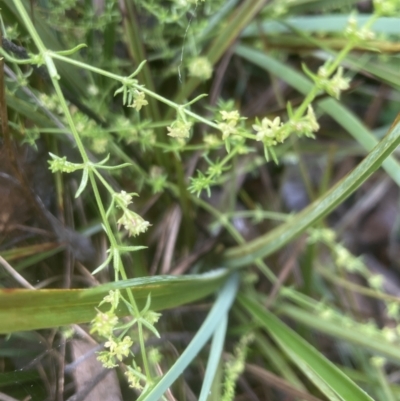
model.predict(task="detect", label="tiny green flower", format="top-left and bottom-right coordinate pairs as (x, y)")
top-left (91, 137), bottom-right (109, 154)
top-left (100, 290), bottom-right (120, 310)
top-left (48, 154), bottom-right (81, 173)
top-left (129, 91), bottom-right (148, 111)
top-left (88, 84), bottom-right (99, 96)
top-left (148, 347), bottom-right (162, 364)
top-left (335, 246), bottom-right (364, 273)
top-left (116, 336), bottom-right (133, 360)
top-left (149, 166), bottom-right (167, 193)
top-left (125, 367), bottom-right (144, 390)
top-left (203, 134), bottom-right (221, 147)
top-left (97, 351), bottom-right (118, 368)
top-left (330, 67), bottom-right (351, 98)
top-left (143, 309), bottom-right (162, 326)
top-left (167, 120), bottom-right (192, 138)
top-left (252, 116), bottom-right (282, 142)
top-left (387, 301), bottom-right (400, 319)
top-left (320, 309), bottom-right (334, 319)
top-left (90, 310), bottom-right (118, 338)
top-left (371, 356), bottom-right (385, 368)
top-left (115, 191), bottom-right (135, 208)
top-left (307, 228), bottom-right (336, 244)
top-left (345, 16), bottom-right (376, 41)
top-left (218, 121), bottom-right (237, 140)
top-left (104, 337), bottom-right (118, 353)
top-left (306, 105), bottom-right (320, 132)
top-left (188, 57), bottom-right (213, 80)
top-left (105, 336), bottom-right (133, 361)
top-left (220, 110), bottom-right (240, 123)
top-left (382, 327), bottom-right (397, 343)
top-left (363, 320), bottom-right (379, 336)
top-left (317, 65), bottom-right (350, 99)
top-left (117, 210), bottom-right (151, 237)
top-left (368, 274), bottom-right (384, 290)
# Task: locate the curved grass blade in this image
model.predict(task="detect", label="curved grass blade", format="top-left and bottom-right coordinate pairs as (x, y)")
top-left (242, 15), bottom-right (400, 36)
top-left (0, 269), bottom-right (229, 333)
top-left (239, 294), bottom-right (374, 401)
top-left (222, 53), bottom-right (400, 268)
top-left (139, 273), bottom-right (239, 401)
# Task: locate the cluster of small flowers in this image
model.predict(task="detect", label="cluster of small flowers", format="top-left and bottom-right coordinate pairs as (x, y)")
top-left (90, 290), bottom-right (162, 390)
top-left (319, 303), bottom-right (400, 344)
top-left (344, 16), bottom-right (375, 42)
top-left (91, 291), bottom-right (133, 368)
top-left (252, 105), bottom-right (319, 146)
top-left (125, 366), bottom-right (145, 390)
top-left (203, 134), bottom-right (221, 148)
top-left (114, 191), bottom-right (151, 237)
top-left (97, 335), bottom-right (134, 368)
top-left (91, 309), bottom-right (119, 338)
top-left (252, 116), bottom-right (282, 146)
top-left (222, 334), bottom-right (254, 401)
top-left (317, 65), bottom-right (351, 99)
top-left (307, 228), bottom-right (336, 244)
top-left (334, 244), bottom-right (365, 273)
top-left (149, 166), bottom-right (167, 193)
top-left (188, 56), bottom-right (213, 81)
top-left (89, 137), bottom-right (107, 154)
top-left (308, 228), bottom-right (400, 343)
top-left (218, 110), bottom-right (240, 140)
top-left (48, 153), bottom-right (81, 173)
top-left (308, 228), bottom-right (367, 274)
top-left (117, 213), bottom-right (151, 237)
top-left (318, 306), bottom-right (382, 337)
top-left (167, 120), bottom-right (192, 138)
top-left (39, 93), bottom-right (64, 114)
top-left (289, 105), bottom-right (320, 138)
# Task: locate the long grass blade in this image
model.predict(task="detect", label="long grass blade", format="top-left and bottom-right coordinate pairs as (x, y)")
top-left (0, 269), bottom-right (229, 333)
top-left (239, 294), bottom-right (375, 401)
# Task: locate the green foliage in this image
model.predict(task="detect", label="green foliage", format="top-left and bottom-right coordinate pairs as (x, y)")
top-left (2, 0), bottom-right (400, 400)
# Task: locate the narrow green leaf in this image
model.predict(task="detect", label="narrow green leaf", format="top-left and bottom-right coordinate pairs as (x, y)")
top-left (239, 294), bottom-right (374, 401)
top-left (198, 315), bottom-right (228, 401)
top-left (0, 269), bottom-right (229, 333)
top-left (242, 16), bottom-right (400, 36)
top-left (75, 167), bottom-right (89, 198)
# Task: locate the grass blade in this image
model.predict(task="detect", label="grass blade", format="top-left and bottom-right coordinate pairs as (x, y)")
top-left (239, 294), bottom-right (374, 401)
top-left (0, 269), bottom-right (229, 333)
top-left (198, 315), bottom-right (228, 401)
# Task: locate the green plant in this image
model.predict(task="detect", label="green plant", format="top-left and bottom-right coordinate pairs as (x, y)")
top-left (1, 0), bottom-right (400, 400)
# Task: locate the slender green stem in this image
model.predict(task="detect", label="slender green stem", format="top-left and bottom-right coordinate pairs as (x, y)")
top-left (51, 52), bottom-right (128, 81)
top-left (14, 0), bottom-right (152, 380)
top-left (51, 52), bottom-right (220, 129)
